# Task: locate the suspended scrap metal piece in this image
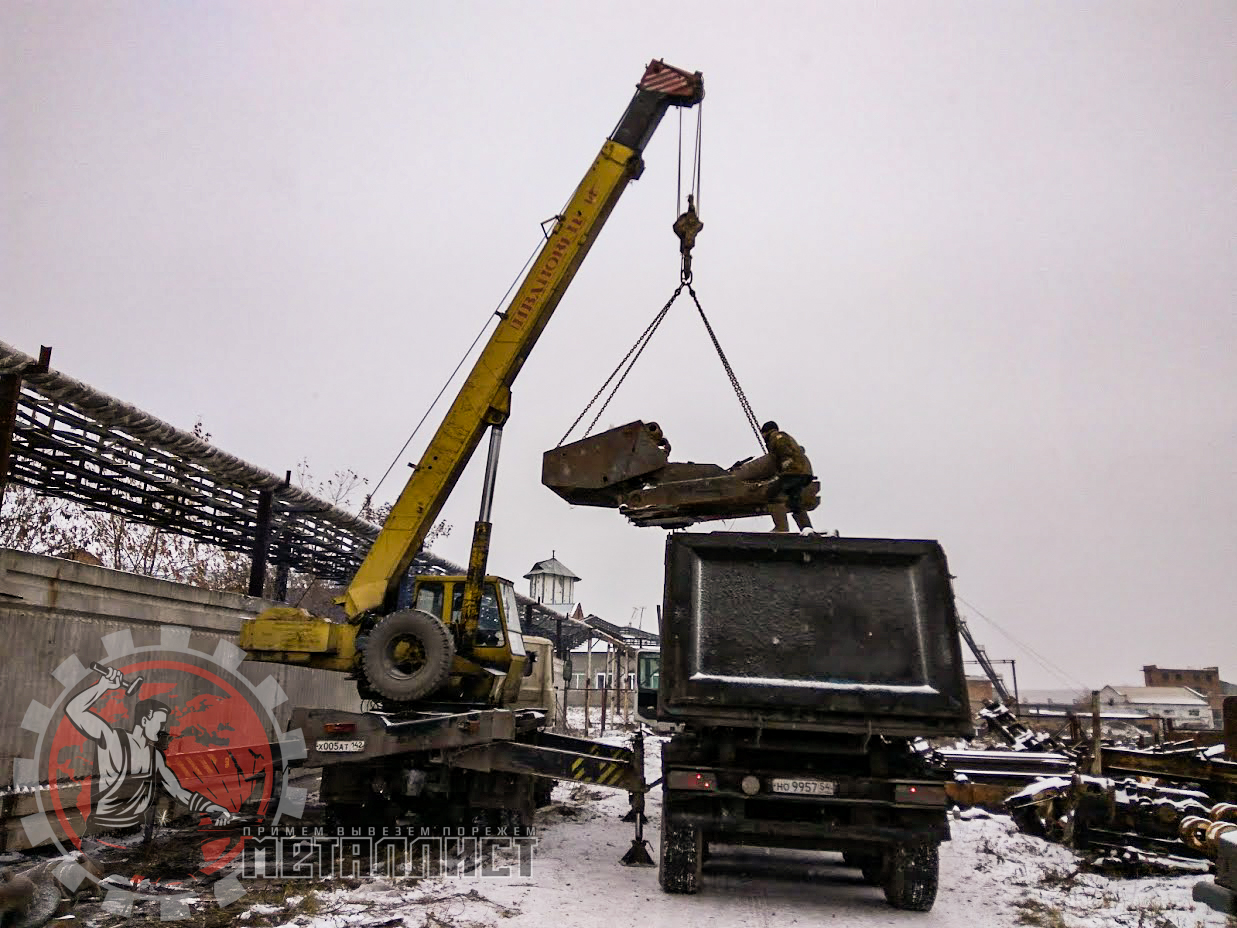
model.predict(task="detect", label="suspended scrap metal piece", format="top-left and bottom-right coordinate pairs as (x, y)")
top-left (541, 420), bottom-right (820, 529)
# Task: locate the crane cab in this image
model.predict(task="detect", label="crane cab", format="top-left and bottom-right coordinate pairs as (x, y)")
top-left (407, 574), bottom-right (528, 696)
top-left (636, 647), bottom-right (661, 725)
top-left (240, 573), bottom-right (528, 706)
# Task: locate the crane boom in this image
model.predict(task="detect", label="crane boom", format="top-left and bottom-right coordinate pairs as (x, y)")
top-left (340, 61), bottom-right (704, 619)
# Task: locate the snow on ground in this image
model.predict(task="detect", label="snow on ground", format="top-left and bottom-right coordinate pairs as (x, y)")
top-left (236, 734), bottom-right (1231, 928)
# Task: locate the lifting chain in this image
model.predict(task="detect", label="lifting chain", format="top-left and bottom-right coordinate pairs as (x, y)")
top-left (561, 103), bottom-right (761, 453)
top-left (685, 284), bottom-right (764, 448)
top-left (558, 280), bottom-right (763, 452)
top-left (556, 283), bottom-right (684, 447)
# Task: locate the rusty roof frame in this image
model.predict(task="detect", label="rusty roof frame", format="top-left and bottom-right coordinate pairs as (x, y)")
top-left (0, 340), bottom-right (387, 581)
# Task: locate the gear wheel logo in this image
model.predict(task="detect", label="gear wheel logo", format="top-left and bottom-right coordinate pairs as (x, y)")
top-left (15, 626), bottom-right (306, 920)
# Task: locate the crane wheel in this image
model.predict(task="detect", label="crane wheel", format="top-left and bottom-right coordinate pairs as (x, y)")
top-left (360, 609), bottom-right (455, 702)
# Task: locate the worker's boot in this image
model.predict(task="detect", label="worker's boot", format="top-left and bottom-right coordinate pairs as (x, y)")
top-left (793, 511), bottom-right (815, 534)
top-left (769, 506), bottom-right (790, 533)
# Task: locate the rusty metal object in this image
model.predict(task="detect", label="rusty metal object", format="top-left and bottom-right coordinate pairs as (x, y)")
top-left (978, 700), bottom-right (1066, 753)
top-left (1225, 696), bottom-right (1237, 761)
top-left (621, 471), bottom-right (820, 529)
top-left (1101, 744), bottom-right (1237, 797)
top-left (542, 421), bottom-right (671, 506)
top-left (543, 421), bottom-right (821, 529)
top-left (1008, 774), bottom-right (1213, 859)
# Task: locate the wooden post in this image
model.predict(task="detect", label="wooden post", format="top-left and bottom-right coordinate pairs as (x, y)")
top-left (1090, 690), bottom-right (1103, 775)
top-left (583, 673), bottom-right (591, 735)
top-left (1224, 696), bottom-right (1237, 761)
top-left (621, 650), bottom-right (630, 726)
top-left (600, 676), bottom-right (608, 736)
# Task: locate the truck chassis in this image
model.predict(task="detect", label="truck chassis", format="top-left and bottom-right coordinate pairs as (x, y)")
top-left (659, 727), bottom-right (952, 910)
top-left (291, 705), bottom-right (651, 857)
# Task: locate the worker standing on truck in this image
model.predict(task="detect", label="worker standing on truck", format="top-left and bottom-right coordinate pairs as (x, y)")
top-left (731, 421), bottom-right (816, 533)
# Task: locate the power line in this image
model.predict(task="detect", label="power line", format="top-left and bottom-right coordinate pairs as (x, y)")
top-left (369, 237), bottom-right (544, 501)
top-left (955, 593), bottom-right (1092, 696)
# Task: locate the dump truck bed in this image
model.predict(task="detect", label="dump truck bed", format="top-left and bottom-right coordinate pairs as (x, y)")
top-left (658, 533), bottom-right (972, 737)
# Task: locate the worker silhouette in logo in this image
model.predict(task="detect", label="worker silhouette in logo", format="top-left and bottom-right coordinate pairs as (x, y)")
top-left (64, 666), bottom-right (233, 830)
top-left (731, 421), bottom-right (817, 533)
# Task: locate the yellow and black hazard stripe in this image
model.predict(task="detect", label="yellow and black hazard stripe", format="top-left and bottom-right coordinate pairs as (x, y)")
top-left (567, 755), bottom-right (631, 787)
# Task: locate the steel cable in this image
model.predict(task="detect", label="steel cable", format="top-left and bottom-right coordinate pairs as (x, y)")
top-left (687, 286), bottom-right (763, 449)
top-left (557, 284), bottom-right (685, 446)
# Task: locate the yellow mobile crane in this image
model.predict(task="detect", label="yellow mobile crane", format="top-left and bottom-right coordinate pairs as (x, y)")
top-left (240, 61), bottom-right (704, 710)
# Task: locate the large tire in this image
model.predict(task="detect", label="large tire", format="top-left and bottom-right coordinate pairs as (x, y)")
top-left (883, 843), bottom-right (940, 912)
top-left (361, 609), bottom-right (455, 702)
top-left (659, 821), bottom-right (703, 894)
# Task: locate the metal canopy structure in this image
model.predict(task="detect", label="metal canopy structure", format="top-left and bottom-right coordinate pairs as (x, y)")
top-left (0, 340), bottom-right (607, 648)
top-left (0, 340), bottom-right (380, 582)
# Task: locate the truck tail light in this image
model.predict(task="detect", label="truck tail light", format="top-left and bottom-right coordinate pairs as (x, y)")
top-left (895, 784), bottom-right (947, 806)
top-left (324, 722), bottom-right (357, 734)
top-left (667, 770), bottom-right (717, 791)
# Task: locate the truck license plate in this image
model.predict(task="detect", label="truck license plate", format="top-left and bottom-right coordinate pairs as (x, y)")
top-left (316, 739), bottom-right (365, 753)
top-left (770, 778), bottom-right (836, 796)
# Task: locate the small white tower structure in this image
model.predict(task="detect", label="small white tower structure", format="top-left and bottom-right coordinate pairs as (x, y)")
top-left (524, 552), bottom-right (580, 616)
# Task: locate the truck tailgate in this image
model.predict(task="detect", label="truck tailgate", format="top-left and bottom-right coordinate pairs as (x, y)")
top-left (659, 533), bottom-right (972, 736)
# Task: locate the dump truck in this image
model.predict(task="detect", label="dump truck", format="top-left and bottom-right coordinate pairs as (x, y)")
top-left (655, 532), bottom-right (972, 911)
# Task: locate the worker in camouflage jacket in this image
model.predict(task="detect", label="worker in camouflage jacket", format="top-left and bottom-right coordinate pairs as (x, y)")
top-left (731, 421), bottom-right (817, 533)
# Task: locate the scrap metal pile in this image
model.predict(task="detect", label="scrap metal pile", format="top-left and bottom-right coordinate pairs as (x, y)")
top-left (941, 699), bottom-right (1237, 873)
top-left (977, 700), bottom-right (1067, 754)
top-left (1006, 774), bottom-right (1216, 867)
top-left (976, 702), bottom-right (1237, 872)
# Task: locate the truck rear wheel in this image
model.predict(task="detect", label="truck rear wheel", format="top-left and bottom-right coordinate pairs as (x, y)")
top-left (659, 821), bottom-right (703, 894)
top-left (843, 851), bottom-right (886, 885)
top-left (883, 843), bottom-right (939, 912)
top-left (361, 609), bottom-right (455, 702)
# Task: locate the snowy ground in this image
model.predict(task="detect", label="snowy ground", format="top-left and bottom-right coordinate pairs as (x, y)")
top-left (17, 731), bottom-right (1231, 927)
top-left (225, 734), bottom-right (1230, 928)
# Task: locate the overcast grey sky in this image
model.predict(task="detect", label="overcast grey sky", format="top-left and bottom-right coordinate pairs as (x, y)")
top-left (4, 3), bottom-right (1234, 693)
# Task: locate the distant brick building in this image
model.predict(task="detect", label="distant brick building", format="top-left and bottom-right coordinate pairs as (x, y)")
top-left (966, 676), bottom-right (997, 716)
top-left (1143, 665), bottom-right (1235, 723)
top-left (1144, 665), bottom-right (1221, 694)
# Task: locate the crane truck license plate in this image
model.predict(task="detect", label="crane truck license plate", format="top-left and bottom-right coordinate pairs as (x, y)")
top-left (316, 739), bottom-right (365, 753)
top-left (770, 778), bottom-right (836, 796)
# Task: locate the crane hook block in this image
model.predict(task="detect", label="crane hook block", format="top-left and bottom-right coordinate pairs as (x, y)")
top-left (673, 194), bottom-right (703, 282)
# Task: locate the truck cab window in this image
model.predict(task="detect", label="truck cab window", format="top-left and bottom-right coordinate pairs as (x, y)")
top-left (450, 583), bottom-right (505, 647)
top-left (638, 652), bottom-right (660, 690)
top-left (415, 582), bottom-right (446, 619)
